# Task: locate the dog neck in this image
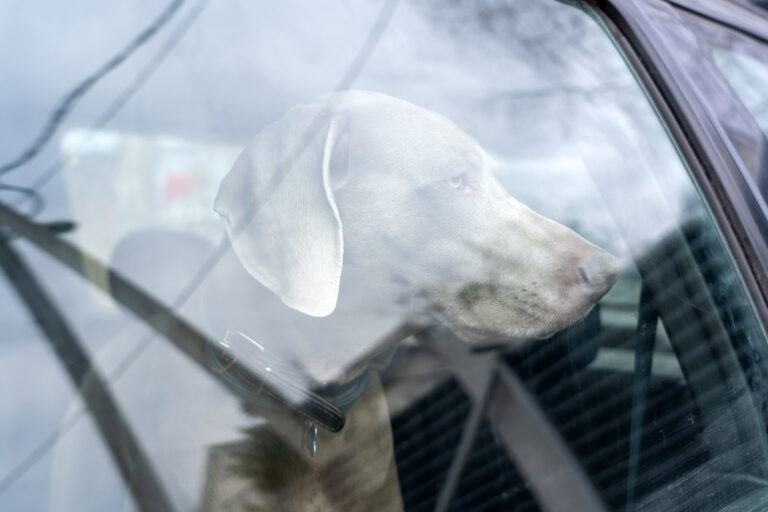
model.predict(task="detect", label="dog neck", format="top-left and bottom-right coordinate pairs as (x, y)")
top-left (205, 247), bottom-right (420, 401)
top-left (209, 329), bottom-right (373, 432)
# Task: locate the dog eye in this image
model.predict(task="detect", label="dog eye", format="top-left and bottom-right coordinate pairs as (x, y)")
top-left (446, 173), bottom-right (470, 191)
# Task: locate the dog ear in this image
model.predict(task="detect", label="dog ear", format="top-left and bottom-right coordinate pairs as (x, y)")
top-left (214, 105), bottom-right (347, 317)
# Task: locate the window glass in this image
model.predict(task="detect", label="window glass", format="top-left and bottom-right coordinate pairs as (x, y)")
top-left (670, 7), bottom-right (768, 191)
top-left (1, 1), bottom-right (768, 511)
top-left (714, 48), bottom-right (768, 138)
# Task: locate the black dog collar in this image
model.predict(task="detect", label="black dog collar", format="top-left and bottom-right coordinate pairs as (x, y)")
top-left (206, 330), bottom-right (370, 433)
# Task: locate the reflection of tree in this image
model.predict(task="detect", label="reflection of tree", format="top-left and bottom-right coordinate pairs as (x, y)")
top-left (415, 0), bottom-right (621, 88)
top-left (412, 0), bottom-right (636, 160)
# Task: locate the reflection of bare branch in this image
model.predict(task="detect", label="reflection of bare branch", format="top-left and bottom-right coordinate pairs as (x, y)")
top-left (416, 0), bottom-right (597, 80)
top-left (482, 80), bottom-right (635, 104)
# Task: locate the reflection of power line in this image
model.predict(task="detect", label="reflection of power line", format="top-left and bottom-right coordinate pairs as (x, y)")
top-left (0, 0), bottom-right (400, 493)
top-left (20, 0), bottom-right (211, 204)
top-left (0, 184), bottom-right (43, 217)
top-left (0, 0), bottom-right (185, 178)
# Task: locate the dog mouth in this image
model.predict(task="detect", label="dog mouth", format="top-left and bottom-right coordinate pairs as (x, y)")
top-left (459, 325), bottom-right (499, 342)
top-left (427, 296), bottom-right (515, 342)
top-left (424, 285), bottom-right (592, 343)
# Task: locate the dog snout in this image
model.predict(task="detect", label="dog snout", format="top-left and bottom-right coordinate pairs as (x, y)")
top-left (577, 253), bottom-right (619, 302)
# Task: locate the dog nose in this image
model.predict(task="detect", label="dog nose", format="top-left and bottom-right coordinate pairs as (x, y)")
top-left (578, 253), bottom-right (619, 302)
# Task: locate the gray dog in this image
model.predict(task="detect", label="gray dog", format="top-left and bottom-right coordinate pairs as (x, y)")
top-left (211, 91), bottom-right (618, 510)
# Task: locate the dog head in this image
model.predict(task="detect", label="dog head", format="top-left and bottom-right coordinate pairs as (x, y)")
top-left (214, 91), bottom-right (618, 346)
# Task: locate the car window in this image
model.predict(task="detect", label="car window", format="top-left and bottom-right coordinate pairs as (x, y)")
top-left (714, 49), bottom-right (768, 138)
top-left (667, 5), bottom-right (768, 193)
top-left (2, 1), bottom-right (768, 512)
